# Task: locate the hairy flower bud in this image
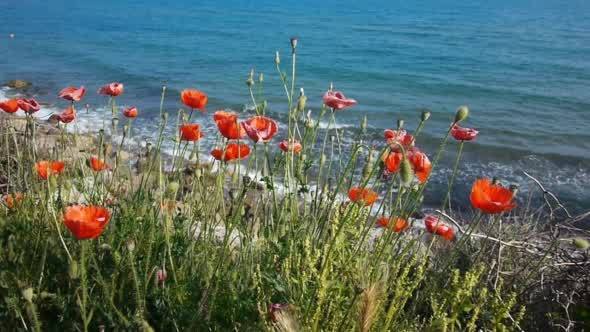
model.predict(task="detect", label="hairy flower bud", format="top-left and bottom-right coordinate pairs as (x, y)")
top-left (290, 37), bottom-right (298, 52)
top-left (246, 69), bottom-right (255, 87)
top-left (297, 89), bottom-right (307, 113)
top-left (400, 158), bottom-right (414, 186)
top-left (166, 182), bottom-right (180, 196)
top-left (362, 148), bottom-right (375, 183)
top-left (361, 116), bottom-right (368, 132)
top-left (454, 105), bottom-right (469, 123)
top-left (69, 260), bottom-right (79, 279)
top-left (421, 110), bottom-right (431, 122)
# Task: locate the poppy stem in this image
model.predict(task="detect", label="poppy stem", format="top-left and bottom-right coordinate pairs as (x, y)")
top-left (442, 140), bottom-right (465, 211)
top-left (79, 241), bottom-right (90, 332)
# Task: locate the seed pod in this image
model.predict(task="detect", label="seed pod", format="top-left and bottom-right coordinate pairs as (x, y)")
top-left (400, 158), bottom-right (414, 186)
top-left (454, 105), bottom-right (469, 123)
top-left (397, 119), bottom-right (404, 129)
top-left (421, 110), bottom-right (431, 122)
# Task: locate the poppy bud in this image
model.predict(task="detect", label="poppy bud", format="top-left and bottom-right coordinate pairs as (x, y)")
top-left (297, 89), bottom-right (307, 113)
top-left (361, 116), bottom-right (368, 132)
top-left (573, 238), bottom-right (589, 250)
top-left (49, 176), bottom-right (58, 189)
top-left (454, 105), bottom-right (469, 123)
top-left (22, 288), bottom-right (34, 302)
top-left (400, 158), bottom-right (414, 186)
top-left (166, 182), bottom-right (180, 196)
top-left (275, 51), bottom-right (280, 65)
top-left (246, 69), bottom-right (255, 87)
top-left (362, 148), bottom-right (375, 183)
top-left (305, 111), bottom-right (314, 128)
top-left (421, 110), bottom-right (431, 122)
top-left (112, 117), bottom-right (119, 128)
top-left (64, 180), bottom-right (72, 191)
top-left (397, 119), bottom-right (404, 129)
top-left (99, 243), bottom-right (112, 251)
top-left (290, 37), bottom-right (298, 51)
top-left (69, 260), bottom-right (79, 279)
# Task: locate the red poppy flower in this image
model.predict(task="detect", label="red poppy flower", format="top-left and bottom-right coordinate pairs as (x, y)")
top-left (179, 123), bottom-right (203, 141)
top-left (322, 90), bottom-right (357, 110)
top-left (211, 143), bottom-right (251, 161)
top-left (384, 129), bottom-right (414, 150)
top-left (89, 156), bottom-right (109, 172)
top-left (382, 151), bottom-right (403, 173)
top-left (0, 99), bottom-right (20, 113)
top-left (35, 160), bottom-right (65, 179)
top-left (58, 86), bottom-right (86, 102)
top-left (214, 110), bottom-right (246, 139)
top-left (451, 124), bottom-right (479, 141)
top-left (348, 187), bottom-right (378, 206)
top-left (408, 148), bottom-right (432, 183)
top-left (98, 82), bottom-right (124, 97)
top-left (470, 178), bottom-right (516, 214)
top-left (181, 89), bottom-right (208, 111)
top-left (376, 216), bottom-right (408, 232)
top-left (424, 215), bottom-right (455, 241)
top-left (3, 192), bottom-right (24, 209)
top-left (63, 205), bottom-right (110, 240)
top-left (56, 106), bottom-right (76, 123)
top-left (122, 106), bottom-right (138, 118)
top-left (278, 139), bottom-right (303, 154)
top-left (242, 116), bottom-right (278, 143)
top-left (17, 98), bottom-right (41, 114)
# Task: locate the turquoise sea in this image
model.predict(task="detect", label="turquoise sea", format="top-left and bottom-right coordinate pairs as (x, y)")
top-left (1, 0), bottom-right (589, 212)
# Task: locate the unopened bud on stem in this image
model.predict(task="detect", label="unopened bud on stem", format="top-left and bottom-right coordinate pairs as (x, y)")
top-left (454, 105), bottom-right (469, 123)
top-left (397, 119), bottom-right (404, 129)
top-left (400, 157), bottom-right (414, 186)
top-left (290, 37), bottom-right (298, 52)
top-left (421, 110), bottom-right (431, 122)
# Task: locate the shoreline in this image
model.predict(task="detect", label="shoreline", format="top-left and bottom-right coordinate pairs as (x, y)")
top-left (2, 82), bottom-right (589, 214)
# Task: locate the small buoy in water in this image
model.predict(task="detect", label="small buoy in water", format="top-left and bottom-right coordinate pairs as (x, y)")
top-left (9, 33), bottom-right (14, 39)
